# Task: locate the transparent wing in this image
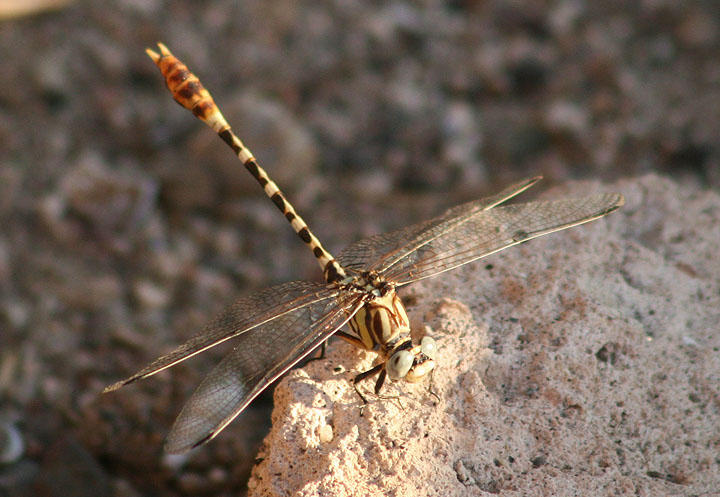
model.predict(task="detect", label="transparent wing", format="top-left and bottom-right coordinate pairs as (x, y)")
top-left (164, 292), bottom-right (364, 453)
top-left (338, 176), bottom-right (541, 273)
top-left (103, 281), bottom-right (343, 393)
top-left (382, 193), bottom-right (624, 285)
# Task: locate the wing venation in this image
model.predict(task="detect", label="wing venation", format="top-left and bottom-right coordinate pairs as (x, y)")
top-left (338, 176), bottom-right (542, 273)
top-left (386, 193), bottom-right (625, 285)
top-left (103, 281), bottom-right (341, 392)
top-left (338, 184), bottom-right (623, 286)
top-left (164, 293), bottom-right (363, 453)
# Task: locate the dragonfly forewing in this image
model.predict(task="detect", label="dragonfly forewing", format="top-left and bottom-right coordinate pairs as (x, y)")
top-left (103, 281), bottom-right (345, 393)
top-left (164, 294), bottom-right (364, 453)
top-left (383, 192), bottom-right (624, 285)
top-left (338, 176), bottom-right (542, 273)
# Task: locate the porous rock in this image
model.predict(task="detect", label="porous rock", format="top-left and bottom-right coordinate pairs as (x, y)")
top-left (249, 174), bottom-right (719, 496)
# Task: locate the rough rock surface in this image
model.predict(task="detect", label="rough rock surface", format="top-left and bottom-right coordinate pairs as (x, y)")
top-left (248, 174), bottom-right (719, 496)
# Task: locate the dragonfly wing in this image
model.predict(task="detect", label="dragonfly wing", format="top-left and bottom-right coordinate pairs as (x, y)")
top-left (337, 176), bottom-right (541, 273)
top-left (164, 292), bottom-right (364, 453)
top-left (103, 281), bottom-right (341, 393)
top-left (383, 192), bottom-right (624, 285)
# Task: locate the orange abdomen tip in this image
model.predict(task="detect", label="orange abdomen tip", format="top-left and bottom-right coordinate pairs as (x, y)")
top-left (146, 43), bottom-right (226, 129)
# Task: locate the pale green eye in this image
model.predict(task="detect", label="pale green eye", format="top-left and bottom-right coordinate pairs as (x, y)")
top-left (386, 350), bottom-right (413, 380)
top-left (420, 336), bottom-right (436, 359)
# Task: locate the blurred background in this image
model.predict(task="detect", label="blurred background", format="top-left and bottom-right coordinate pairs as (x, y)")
top-left (0, 0), bottom-right (718, 495)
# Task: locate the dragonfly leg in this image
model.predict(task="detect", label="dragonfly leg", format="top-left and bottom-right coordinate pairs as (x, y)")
top-left (307, 329), bottom-right (365, 365)
top-left (335, 330), bottom-right (367, 349)
top-left (427, 369), bottom-right (440, 404)
top-left (304, 340), bottom-right (328, 364)
top-left (373, 368), bottom-right (387, 395)
top-left (352, 362), bottom-right (384, 405)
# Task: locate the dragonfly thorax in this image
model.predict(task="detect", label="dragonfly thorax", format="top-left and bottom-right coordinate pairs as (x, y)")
top-left (348, 286), bottom-right (436, 383)
top-left (340, 270), bottom-right (394, 296)
top-left (349, 288), bottom-right (409, 351)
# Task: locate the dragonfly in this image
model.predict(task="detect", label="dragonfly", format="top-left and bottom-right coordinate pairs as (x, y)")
top-left (104, 43), bottom-right (624, 454)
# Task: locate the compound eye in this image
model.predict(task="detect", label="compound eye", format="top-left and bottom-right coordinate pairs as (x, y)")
top-left (386, 350), bottom-right (413, 380)
top-left (420, 336), bottom-right (436, 359)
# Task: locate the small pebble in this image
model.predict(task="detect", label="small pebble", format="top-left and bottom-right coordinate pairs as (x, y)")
top-left (318, 424), bottom-right (333, 444)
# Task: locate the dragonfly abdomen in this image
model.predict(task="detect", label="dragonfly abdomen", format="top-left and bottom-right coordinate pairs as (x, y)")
top-left (146, 43), bottom-right (346, 283)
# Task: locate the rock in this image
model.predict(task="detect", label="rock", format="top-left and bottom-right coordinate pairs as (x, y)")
top-left (248, 174), bottom-right (719, 496)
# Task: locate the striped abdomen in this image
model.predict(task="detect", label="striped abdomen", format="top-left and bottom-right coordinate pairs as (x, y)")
top-left (146, 43), bottom-right (345, 284)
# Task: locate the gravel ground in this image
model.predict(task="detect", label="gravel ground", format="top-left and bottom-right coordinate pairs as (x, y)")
top-left (0, 1), bottom-right (718, 496)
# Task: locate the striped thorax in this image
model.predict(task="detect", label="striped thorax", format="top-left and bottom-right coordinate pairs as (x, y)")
top-left (345, 272), bottom-right (436, 383)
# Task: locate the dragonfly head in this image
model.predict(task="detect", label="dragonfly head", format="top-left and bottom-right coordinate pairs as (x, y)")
top-left (386, 336), bottom-right (436, 383)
